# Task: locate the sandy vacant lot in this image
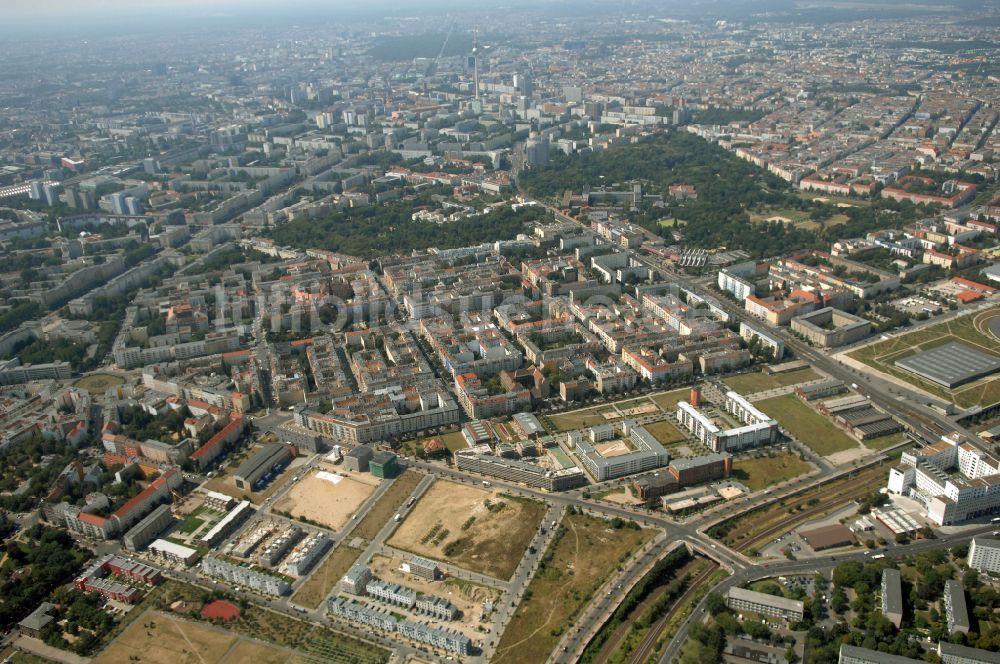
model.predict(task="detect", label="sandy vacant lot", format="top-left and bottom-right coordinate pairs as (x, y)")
top-left (388, 480), bottom-right (546, 580)
top-left (96, 610), bottom-right (237, 664)
top-left (368, 553), bottom-right (500, 638)
top-left (274, 470), bottom-right (379, 531)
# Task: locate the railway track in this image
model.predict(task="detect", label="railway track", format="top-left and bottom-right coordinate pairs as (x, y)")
top-left (626, 563), bottom-right (717, 664)
top-left (722, 464), bottom-right (886, 553)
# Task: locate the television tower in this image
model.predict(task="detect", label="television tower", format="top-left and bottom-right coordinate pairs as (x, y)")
top-left (473, 28), bottom-right (480, 101)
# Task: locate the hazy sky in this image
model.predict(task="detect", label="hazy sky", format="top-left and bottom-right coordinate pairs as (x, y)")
top-left (0, 0), bottom-right (453, 37)
top-left (6, 0), bottom-right (481, 18)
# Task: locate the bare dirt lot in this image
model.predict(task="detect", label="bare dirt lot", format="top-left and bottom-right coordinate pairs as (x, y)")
top-left (274, 469), bottom-right (380, 531)
top-left (387, 480), bottom-right (546, 580)
top-left (291, 545), bottom-right (364, 610)
top-left (368, 553), bottom-right (501, 638)
top-left (96, 610), bottom-right (237, 664)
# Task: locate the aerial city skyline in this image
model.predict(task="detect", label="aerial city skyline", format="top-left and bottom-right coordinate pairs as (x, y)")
top-left (1, 2), bottom-right (1000, 663)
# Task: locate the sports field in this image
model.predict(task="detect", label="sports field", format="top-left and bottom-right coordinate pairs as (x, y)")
top-left (95, 610), bottom-right (292, 664)
top-left (849, 308), bottom-right (1000, 408)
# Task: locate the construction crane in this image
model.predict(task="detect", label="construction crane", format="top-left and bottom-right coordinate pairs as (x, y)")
top-left (170, 488), bottom-right (185, 518)
top-left (425, 19), bottom-right (456, 78)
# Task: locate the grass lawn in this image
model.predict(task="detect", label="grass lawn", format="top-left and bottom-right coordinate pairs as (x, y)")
top-left (549, 405), bottom-right (618, 432)
top-left (615, 397), bottom-right (654, 410)
top-left (732, 452), bottom-right (813, 492)
top-left (492, 513), bottom-right (653, 664)
top-left (642, 420), bottom-right (687, 445)
top-left (350, 470), bottom-right (423, 543)
top-left (749, 207), bottom-right (811, 224)
top-left (795, 191), bottom-right (871, 207)
top-left (177, 515), bottom-right (204, 534)
top-left (73, 372), bottom-right (125, 395)
top-left (756, 394), bottom-right (857, 456)
top-left (440, 431), bottom-right (469, 452)
top-left (864, 432), bottom-right (906, 451)
top-left (291, 545), bottom-right (363, 609)
top-left (649, 388), bottom-right (693, 412)
top-left (723, 368), bottom-right (820, 395)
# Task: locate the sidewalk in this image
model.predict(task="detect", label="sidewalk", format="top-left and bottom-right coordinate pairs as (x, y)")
top-left (14, 636), bottom-right (92, 664)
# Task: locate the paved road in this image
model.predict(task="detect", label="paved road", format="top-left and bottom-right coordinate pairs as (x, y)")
top-left (481, 504), bottom-right (566, 662)
top-left (14, 636), bottom-right (92, 664)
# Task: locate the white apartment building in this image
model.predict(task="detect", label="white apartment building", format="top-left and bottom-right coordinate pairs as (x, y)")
top-left (727, 587), bottom-right (804, 621)
top-left (676, 391), bottom-right (779, 453)
top-left (968, 536), bottom-right (1000, 574)
top-left (888, 434), bottom-right (1000, 525)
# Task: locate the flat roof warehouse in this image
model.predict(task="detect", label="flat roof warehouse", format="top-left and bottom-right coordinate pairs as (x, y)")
top-left (894, 341), bottom-right (1000, 388)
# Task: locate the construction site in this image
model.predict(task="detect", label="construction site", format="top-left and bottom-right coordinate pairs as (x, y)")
top-left (273, 467), bottom-right (381, 531)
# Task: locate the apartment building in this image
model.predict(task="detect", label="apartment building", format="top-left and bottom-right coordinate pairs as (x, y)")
top-left (282, 533), bottom-right (329, 576)
top-left (790, 307), bottom-right (871, 348)
top-left (148, 539), bottom-right (199, 566)
top-left (566, 420), bottom-right (670, 481)
top-left (727, 587), bottom-right (804, 621)
top-left (938, 642), bottom-right (1000, 664)
top-left (839, 645), bottom-right (923, 664)
top-left (968, 536), bottom-right (1000, 573)
top-left (200, 500), bottom-right (254, 548)
top-left (365, 579), bottom-right (417, 609)
top-left (676, 391), bottom-right (779, 453)
top-left (881, 568), bottom-right (904, 628)
top-left (122, 503), bottom-right (173, 551)
top-left (342, 564), bottom-right (373, 595)
top-left (201, 556), bottom-right (291, 596)
top-left (327, 597), bottom-right (472, 655)
top-left (944, 579), bottom-right (971, 634)
top-left (64, 467), bottom-right (181, 540)
top-left (294, 384), bottom-right (459, 444)
top-left (453, 448), bottom-right (587, 491)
